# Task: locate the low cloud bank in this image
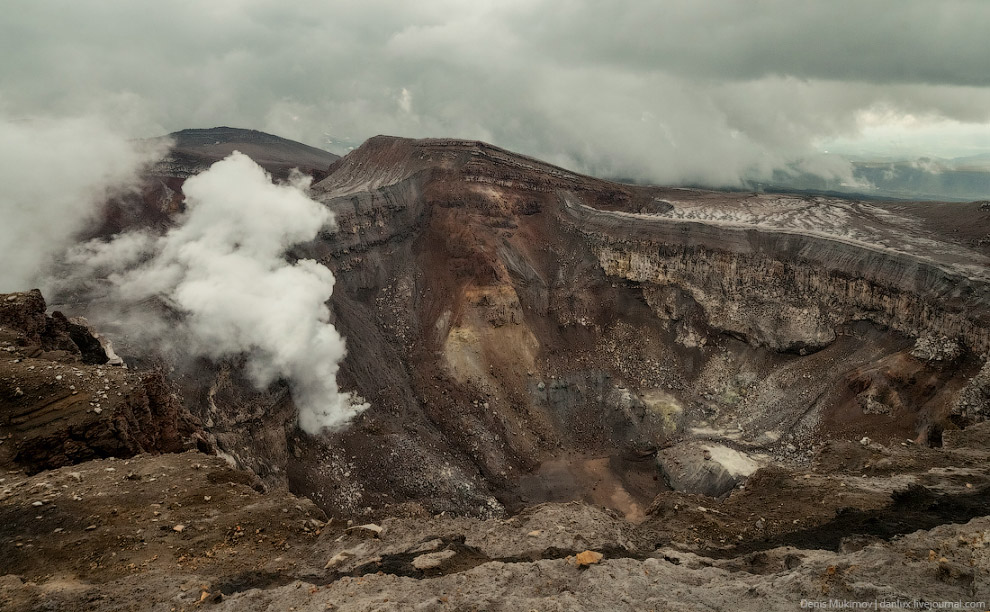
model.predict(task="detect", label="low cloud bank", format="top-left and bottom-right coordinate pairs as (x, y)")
top-left (0, 115), bottom-right (163, 292)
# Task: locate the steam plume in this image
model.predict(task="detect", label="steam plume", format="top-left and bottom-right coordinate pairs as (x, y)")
top-left (71, 152), bottom-right (367, 433)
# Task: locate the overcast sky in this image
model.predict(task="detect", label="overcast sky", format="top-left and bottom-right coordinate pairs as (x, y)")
top-left (2, 0), bottom-right (989, 185)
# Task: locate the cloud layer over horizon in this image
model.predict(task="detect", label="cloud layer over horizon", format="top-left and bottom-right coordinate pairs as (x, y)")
top-left (2, 1), bottom-right (990, 186)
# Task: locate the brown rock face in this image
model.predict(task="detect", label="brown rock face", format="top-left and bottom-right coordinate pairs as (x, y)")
top-left (287, 137), bottom-right (988, 516)
top-left (0, 290), bottom-right (70, 352)
top-left (0, 290), bottom-right (209, 474)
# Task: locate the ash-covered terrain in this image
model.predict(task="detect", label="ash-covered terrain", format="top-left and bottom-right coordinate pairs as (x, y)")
top-left (2, 128), bottom-right (990, 610)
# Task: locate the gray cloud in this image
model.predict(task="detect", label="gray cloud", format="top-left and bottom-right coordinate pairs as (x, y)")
top-left (0, 115), bottom-right (165, 292)
top-left (1, 1), bottom-right (989, 186)
top-left (514, 2), bottom-right (990, 86)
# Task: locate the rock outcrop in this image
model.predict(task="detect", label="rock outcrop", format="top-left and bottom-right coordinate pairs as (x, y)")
top-left (579, 208), bottom-right (990, 355)
top-left (0, 290), bottom-right (209, 474)
top-left (955, 361), bottom-right (990, 423)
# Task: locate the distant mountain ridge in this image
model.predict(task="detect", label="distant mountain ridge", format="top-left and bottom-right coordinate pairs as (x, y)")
top-left (750, 157), bottom-right (990, 202)
top-left (151, 126), bottom-right (339, 180)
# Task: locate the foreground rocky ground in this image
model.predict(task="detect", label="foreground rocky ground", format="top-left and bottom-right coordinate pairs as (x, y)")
top-left (1, 446), bottom-right (988, 610)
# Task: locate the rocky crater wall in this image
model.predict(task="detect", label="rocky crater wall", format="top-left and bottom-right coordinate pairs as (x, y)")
top-left (564, 201), bottom-right (990, 356)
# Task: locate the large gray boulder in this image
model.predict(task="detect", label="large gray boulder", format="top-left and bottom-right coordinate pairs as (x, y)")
top-left (657, 442), bottom-right (760, 497)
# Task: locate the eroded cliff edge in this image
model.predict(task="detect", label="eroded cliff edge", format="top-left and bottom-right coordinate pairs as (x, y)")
top-left (566, 197), bottom-right (990, 355)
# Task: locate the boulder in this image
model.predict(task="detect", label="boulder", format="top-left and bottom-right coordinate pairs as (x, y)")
top-left (657, 442), bottom-right (760, 497)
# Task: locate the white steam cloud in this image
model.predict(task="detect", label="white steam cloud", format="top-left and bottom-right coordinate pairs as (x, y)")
top-left (0, 115), bottom-right (164, 292)
top-left (71, 152), bottom-right (367, 433)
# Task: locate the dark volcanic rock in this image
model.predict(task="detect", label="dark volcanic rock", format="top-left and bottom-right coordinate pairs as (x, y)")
top-left (152, 126), bottom-right (340, 180)
top-left (0, 290), bottom-right (210, 474)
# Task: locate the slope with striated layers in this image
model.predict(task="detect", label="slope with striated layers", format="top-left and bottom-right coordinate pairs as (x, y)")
top-left (0, 290), bottom-right (210, 474)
